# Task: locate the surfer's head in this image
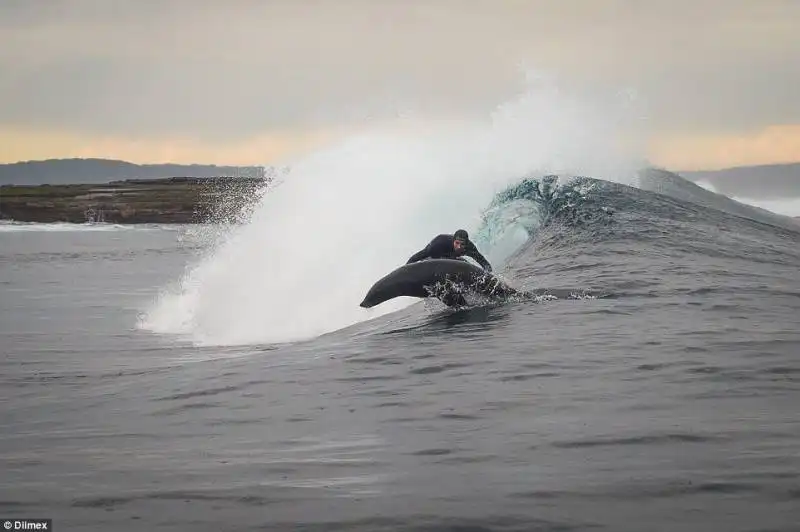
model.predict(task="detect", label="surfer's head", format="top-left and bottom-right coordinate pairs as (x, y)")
top-left (453, 229), bottom-right (469, 252)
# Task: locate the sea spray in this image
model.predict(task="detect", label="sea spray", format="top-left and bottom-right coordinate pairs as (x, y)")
top-left (139, 78), bottom-right (647, 346)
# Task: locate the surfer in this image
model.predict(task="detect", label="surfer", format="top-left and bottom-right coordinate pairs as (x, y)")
top-left (406, 229), bottom-right (493, 273)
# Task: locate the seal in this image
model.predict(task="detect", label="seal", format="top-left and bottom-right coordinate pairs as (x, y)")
top-left (359, 259), bottom-right (522, 308)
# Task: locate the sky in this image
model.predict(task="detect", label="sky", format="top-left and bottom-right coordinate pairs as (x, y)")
top-left (1, 0), bottom-right (799, 170)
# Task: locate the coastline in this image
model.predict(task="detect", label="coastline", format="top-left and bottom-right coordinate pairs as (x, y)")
top-left (0, 177), bottom-right (267, 224)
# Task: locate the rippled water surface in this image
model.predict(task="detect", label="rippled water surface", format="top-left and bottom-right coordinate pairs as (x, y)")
top-left (1, 176), bottom-right (799, 532)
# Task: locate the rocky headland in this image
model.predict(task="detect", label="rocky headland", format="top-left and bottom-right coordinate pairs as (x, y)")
top-left (0, 177), bottom-right (268, 224)
top-left (0, 158), bottom-right (279, 224)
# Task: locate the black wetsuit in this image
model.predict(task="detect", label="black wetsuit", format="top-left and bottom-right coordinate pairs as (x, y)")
top-left (406, 234), bottom-right (492, 272)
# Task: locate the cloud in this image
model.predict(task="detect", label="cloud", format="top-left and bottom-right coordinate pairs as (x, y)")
top-left (649, 125), bottom-right (800, 169)
top-left (0, 125), bottom-right (344, 165)
top-left (1, 0), bottom-right (799, 146)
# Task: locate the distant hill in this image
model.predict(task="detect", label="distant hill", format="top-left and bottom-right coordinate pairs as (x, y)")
top-left (678, 162), bottom-right (800, 200)
top-left (0, 158), bottom-right (267, 185)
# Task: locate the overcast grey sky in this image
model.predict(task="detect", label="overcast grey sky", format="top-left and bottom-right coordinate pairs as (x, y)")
top-left (1, 0), bottom-right (798, 168)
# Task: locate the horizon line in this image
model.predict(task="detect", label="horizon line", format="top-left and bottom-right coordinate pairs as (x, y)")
top-left (2, 156), bottom-right (799, 174)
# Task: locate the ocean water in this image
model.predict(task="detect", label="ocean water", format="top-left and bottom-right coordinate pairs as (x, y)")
top-left (2, 85), bottom-right (800, 531)
top-left (2, 170), bottom-right (799, 532)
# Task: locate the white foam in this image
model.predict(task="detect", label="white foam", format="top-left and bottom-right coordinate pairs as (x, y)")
top-left (684, 179), bottom-right (800, 219)
top-left (138, 75), bottom-right (647, 346)
top-left (695, 180), bottom-right (718, 193)
top-left (731, 196), bottom-right (800, 218)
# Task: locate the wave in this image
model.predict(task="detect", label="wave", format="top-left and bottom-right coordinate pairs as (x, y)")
top-left (637, 168), bottom-right (800, 230)
top-left (139, 157), bottom-right (800, 350)
top-left (728, 197), bottom-right (800, 219)
top-left (138, 78), bottom-right (646, 347)
top-left (478, 168), bottom-right (799, 251)
top-left (473, 174), bottom-right (609, 260)
top-left (694, 178), bottom-right (800, 218)
top-left (136, 75), bottom-right (798, 349)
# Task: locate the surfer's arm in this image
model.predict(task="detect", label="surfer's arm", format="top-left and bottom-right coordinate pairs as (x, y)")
top-left (406, 245), bottom-right (431, 264)
top-left (466, 245), bottom-right (492, 272)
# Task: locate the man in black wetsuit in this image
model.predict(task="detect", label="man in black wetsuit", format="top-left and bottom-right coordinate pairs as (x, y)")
top-left (406, 229), bottom-right (492, 272)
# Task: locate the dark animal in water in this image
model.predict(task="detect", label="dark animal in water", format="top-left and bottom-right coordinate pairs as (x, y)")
top-left (359, 259), bottom-right (523, 308)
